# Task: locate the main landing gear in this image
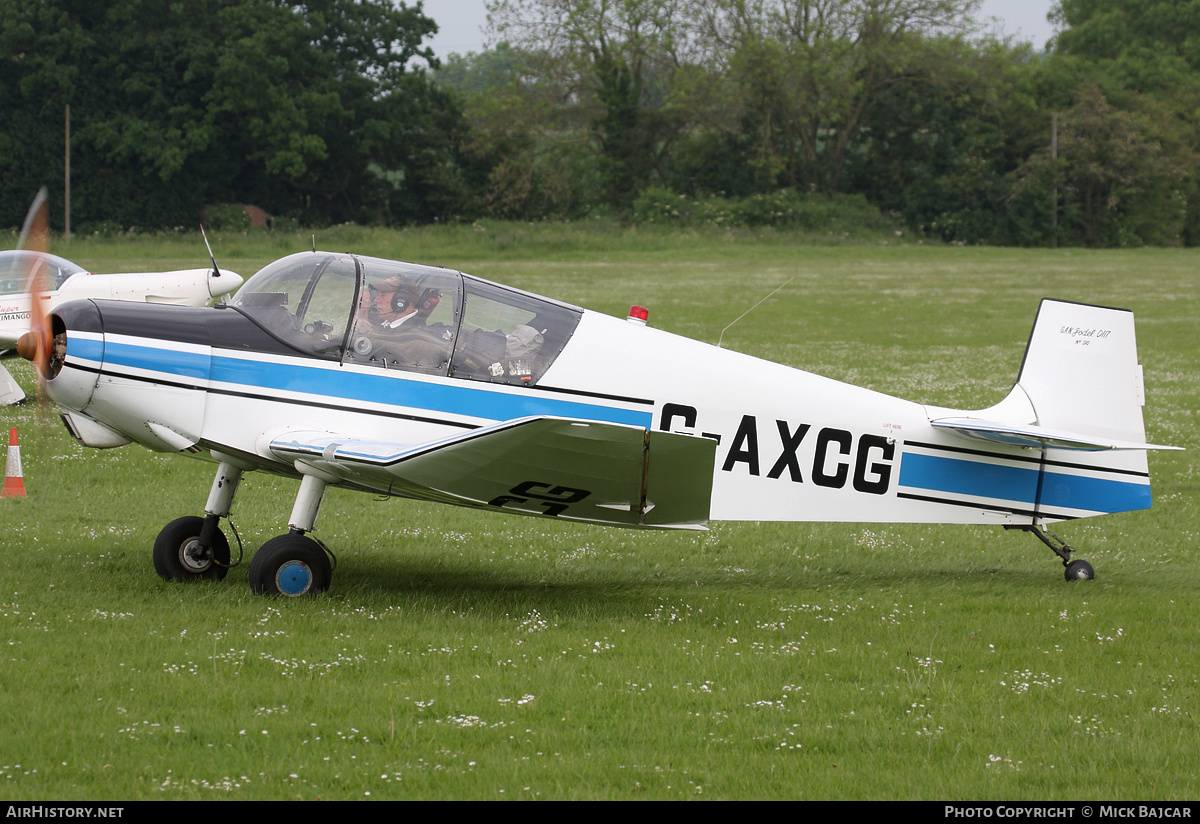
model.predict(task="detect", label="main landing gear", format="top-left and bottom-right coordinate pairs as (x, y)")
top-left (152, 462), bottom-right (335, 596)
top-left (247, 474), bottom-right (334, 596)
top-left (1007, 524), bottom-right (1095, 581)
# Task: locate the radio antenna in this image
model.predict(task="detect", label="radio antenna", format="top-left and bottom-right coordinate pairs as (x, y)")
top-left (199, 224), bottom-right (221, 279)
top-left (717, 277), bottom-right (794, 348)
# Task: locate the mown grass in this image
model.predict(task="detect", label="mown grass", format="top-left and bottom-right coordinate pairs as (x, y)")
top-left (0, 226), bottom-right (1196, 799)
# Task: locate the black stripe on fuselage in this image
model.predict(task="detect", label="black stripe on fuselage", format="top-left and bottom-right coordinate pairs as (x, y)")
top-left (894, 490), bottom-right (1077, 521)
top-left (903, 439), bottom-right (1150, 479)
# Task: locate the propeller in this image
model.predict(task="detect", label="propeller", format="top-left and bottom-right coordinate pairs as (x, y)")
top-left (14, 187), bottom-right (59, 388)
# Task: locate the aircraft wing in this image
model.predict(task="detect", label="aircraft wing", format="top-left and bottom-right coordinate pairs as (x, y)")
top-left (267, 417), bottom-right (717, 529)
top-left (930, 417), bottom-right (1181, 451)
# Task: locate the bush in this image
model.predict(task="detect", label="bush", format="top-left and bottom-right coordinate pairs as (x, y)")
top-left (632, 188), bottom-right (902, 234)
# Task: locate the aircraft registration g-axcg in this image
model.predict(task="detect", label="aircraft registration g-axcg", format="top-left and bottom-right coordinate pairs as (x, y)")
top-left (15, 249), bottom-right (1179, 595)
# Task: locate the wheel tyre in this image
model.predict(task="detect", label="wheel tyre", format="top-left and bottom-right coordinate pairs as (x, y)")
top-left (1064, 559), bottom-right (1095, 581)
top-left (153, 516), bottom-right (231, 582)
top-left (249, 533), bottom-right (331, 596)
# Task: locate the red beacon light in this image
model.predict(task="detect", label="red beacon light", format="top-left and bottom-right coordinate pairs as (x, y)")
top-left (627, 305), bottom-right (649, 326)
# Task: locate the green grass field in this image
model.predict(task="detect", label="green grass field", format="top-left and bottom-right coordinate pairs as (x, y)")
top-left (1, 227), bottom-right (1197, 800)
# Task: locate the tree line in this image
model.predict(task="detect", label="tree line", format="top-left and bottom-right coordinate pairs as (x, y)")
top-left (3, 0), bottom-right (1197, 246)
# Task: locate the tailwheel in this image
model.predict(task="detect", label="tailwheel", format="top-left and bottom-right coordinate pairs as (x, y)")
top-left (153, 516), bottom-right (230, 582)
top-left (1064, 559), bottom-right (1095, 582)
top-left (249, 532), bottom-right (332, 596)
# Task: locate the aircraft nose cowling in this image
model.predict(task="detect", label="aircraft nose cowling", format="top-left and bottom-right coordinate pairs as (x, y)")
top-left (208, 268), bottom-right (243, 299)
top-left (44, 299), bottom-right (105, 412)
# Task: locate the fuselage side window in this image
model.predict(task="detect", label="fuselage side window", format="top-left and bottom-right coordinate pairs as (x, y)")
top-left (450, 277), bottom-right (581, 386)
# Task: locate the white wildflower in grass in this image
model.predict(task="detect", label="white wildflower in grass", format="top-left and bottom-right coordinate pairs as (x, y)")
top-left (1000, 670), bottom-right (1062, 694)
top-left (257, 649), bottom-right (365, 677)
top-left (986, 754), bottom-right (1022, 770)
top-left (516, 610), bottom-right (549, 636)
top-left (443, 715), bottom-right (487, 728)
top-left (1070, 715), bottom-right (1114, 736)
top-left (646, 600), bottom-right (696, 623)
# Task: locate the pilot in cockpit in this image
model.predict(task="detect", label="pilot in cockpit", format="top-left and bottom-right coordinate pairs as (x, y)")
top-left (351, 275), bottom-right (452, 369)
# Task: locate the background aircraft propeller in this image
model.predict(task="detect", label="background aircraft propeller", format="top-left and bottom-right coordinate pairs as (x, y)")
top-left (14, 187), bottom-right (59, 392)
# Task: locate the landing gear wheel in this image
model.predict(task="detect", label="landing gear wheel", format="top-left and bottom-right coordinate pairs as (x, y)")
top-left (1064, 559), bottom-right (1095, 581)
top-left (248, 533), bottom-right (332, 596)
top-left (153, 516), bottom-right (230, 582)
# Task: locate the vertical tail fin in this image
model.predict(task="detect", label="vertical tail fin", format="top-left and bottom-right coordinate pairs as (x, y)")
top-left (1017, 299), bottom-right (1148, 447)
top-left (930, 299), bottom-right (1178, 520)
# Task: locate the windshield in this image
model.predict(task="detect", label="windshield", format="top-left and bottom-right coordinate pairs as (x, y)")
top-left (0, 251), bottom-right (87, 294)
top-left (231, 251), bottom-right (360, 359)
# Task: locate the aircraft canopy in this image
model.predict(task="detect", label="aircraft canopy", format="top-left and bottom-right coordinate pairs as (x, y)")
top-left (231, 251), bottom-right (581, 387)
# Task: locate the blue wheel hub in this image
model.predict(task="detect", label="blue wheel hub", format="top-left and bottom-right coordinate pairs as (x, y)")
top-left (275, 560), bottom-right (313, 596)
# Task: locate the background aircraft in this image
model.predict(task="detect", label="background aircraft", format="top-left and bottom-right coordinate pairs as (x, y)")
top-left (15, 248), bottom-right (1178, 596)
top-left (1, 190), bottom-right (242, 405)
top-left (1, 250), bottom-right (242, 404)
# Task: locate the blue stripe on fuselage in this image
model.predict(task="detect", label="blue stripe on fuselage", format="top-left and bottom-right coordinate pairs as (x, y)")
top-left (898, 452), bottom-right (1150, 515)
top-left (96, 339), bottom-right (652, 428)
top-left (65, 336), bottom-right (104, 363)
top-left (103, 340), bottom-right (210, 380)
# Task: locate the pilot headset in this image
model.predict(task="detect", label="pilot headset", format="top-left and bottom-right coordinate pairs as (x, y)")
top-left (390, 289), bottom-right (412, 313)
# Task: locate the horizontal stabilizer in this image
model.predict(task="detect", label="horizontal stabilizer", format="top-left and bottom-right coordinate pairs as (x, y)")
top-left (268, 416), bottom-right (716, 528)
top-left (931, 417), bottom-right (1181, 452)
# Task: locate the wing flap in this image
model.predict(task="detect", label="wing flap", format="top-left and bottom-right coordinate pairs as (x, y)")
top-left (267, 416), bottom-right (716, 528)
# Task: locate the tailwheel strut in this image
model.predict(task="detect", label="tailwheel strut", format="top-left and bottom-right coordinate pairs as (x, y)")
top-left (1006, 525), bottom-right (1095, 581)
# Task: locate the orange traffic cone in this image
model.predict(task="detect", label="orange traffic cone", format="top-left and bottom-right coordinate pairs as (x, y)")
top-left (2, 427), bottom-right (26, 498)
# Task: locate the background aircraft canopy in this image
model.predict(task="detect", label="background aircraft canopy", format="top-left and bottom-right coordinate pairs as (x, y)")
top-left (0, 250), bottom-right (88, 294)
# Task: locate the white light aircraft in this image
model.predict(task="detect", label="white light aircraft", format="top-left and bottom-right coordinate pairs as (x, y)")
top-left (15, 249), bottom-right (1178, 595)
top-left (1, 201), bottom-right (243, 406)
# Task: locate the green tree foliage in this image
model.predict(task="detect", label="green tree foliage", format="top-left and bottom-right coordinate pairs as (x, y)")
top-left (687, 0), bottom-right (983, 194)
top-left (4, 0), bottom-right (1196, 245)
top-left (1009, 83), bottom-right (1187, 247)
top-left (844, 37), bottom-right (1047, 244)
top-left (1053, 0), bottom-right (1200, 87)
top-left (434, 43), bottom-right (601, 219)
top-left (485, 0), bottom-right (690, 212)
top-left (1051, 0), bottom-right (1200, 243)
top-left (0, 0), bottom-right (467, 230)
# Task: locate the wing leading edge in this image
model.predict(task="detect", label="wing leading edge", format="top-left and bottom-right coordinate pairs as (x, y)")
top-left (266, 416), bottom-right (716, 529)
